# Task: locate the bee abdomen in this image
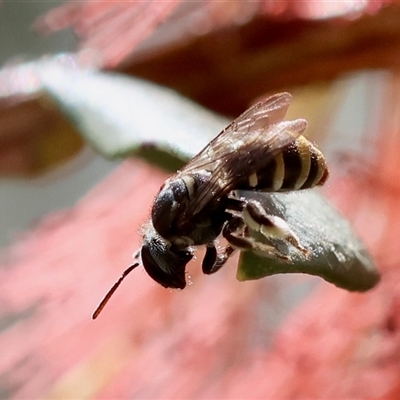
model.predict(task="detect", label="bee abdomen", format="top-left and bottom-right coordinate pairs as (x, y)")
top-left (241, 136), bottom-right (328, 192)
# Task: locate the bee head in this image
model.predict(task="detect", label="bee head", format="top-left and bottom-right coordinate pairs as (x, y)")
top-left (141, 226), bottom-right (193, 289)
top-left (92, 223), bottom-right (194, 319)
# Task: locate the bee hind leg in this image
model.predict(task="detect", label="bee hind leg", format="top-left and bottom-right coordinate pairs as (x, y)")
top-left (202, 202), bottom-right (307, 276)
top-left (226, 196), bottom-right (310, 257)
top-left (243, 200), bottom-right (311, 258)
top-left (223, 216), bottom-right (291, 262)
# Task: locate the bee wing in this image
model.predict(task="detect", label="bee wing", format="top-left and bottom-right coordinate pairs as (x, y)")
top-left (183, 92), bottom-right (293, 174)
top-left (177, 93), bottom-right (307, 215)
top-left (189, 119), bottom-right (307, 215)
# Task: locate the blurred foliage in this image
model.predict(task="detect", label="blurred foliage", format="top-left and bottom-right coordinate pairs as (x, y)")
top-left (2, 2), bottom-right (400, 176)
top-left (37, 1), bottom-right (400, 114)
top-left (0, 94), bottom-right (84, 177)
top-left (1, 1), bottom-right (400, 399)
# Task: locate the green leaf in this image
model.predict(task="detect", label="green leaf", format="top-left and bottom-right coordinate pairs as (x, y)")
top-left (37, 61), bottom-right (226, 168)
top-left (237, 191), bottom-right (379, 291)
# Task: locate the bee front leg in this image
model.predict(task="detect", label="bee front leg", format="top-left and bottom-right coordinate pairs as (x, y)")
top-left (202, 243), bottom-right (217, 274)
top-left (242, 200), bottom-right (311, 258)
top-left (202, 242), bottom-right (236, 275)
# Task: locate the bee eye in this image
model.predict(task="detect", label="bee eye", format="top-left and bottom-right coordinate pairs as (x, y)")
top-left (151, 179), bottom-right (188, 239)
top-left (141, 242), bottom-right (191, 289)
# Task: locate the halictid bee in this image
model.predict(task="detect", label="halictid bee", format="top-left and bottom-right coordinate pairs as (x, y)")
top-left (92, 92), bottom-right (328, 319)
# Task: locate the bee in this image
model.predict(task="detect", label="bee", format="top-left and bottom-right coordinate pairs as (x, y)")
top-left (92, 92), bottom-right (328, 319)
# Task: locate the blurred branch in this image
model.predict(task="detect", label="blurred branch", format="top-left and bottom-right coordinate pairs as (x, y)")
top-left (37, 1), bottom-right (400, 115)
top-left (124, 4), bottom-right (400, 115)
top-left (34, 1), bottom-right (182, 67)
top-left (0, 95), bottom-right (83, 177)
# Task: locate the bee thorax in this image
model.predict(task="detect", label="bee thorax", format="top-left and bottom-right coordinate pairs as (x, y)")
top-left (151, 178), bottom-right (189, 239)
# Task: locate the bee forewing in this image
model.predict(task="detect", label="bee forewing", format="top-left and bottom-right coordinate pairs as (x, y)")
top-left (182, 93), bottom-right (295, 176)
top-left (251, 92), bottom-right (293, 127)
top-left (187, 118), bottom-right (308, 216)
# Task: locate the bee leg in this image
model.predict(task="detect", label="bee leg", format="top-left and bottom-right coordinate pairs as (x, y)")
top-left (202, 242), bottom-right (236, 275)
top-left (226, 196), bottom-right (246, 212)
top-left (243, 200), bottom-right (311, 258)
top-left (223, 216), bottom-right (290, 261)
top-left (202, 243), bottom-right (217, 274)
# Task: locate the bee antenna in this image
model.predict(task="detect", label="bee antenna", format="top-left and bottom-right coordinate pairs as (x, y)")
top-left (92, 262), bottom-right (140, 320)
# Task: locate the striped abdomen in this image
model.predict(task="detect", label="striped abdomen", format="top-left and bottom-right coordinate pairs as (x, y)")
top-left (241, 136), bottom-right (328, 192)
